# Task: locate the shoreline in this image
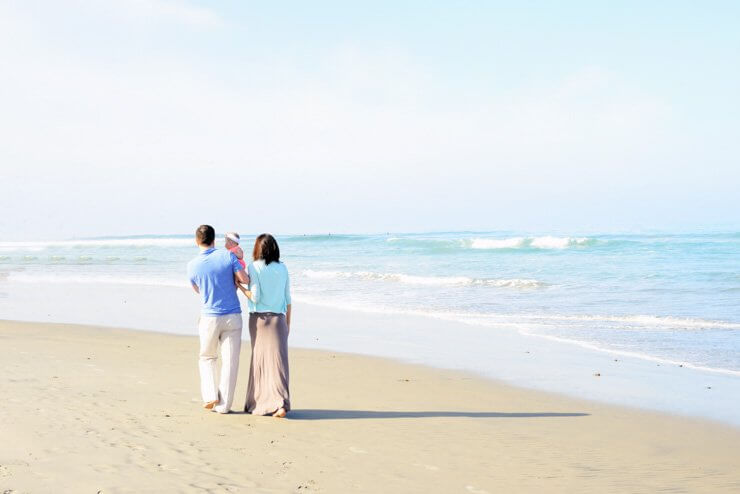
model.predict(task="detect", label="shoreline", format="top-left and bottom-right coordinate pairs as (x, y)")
top-left (2, 315), bottom-right (737, 428)
top-left (1, 280), bottom-right (740, 428)
top-left (3, 319), bottom-right (740, 493)
top-left (3, 314), bottom-right (739, 432)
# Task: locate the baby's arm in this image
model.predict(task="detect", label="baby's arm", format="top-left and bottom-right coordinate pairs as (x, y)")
top-left (233, 245), bottom-right (244, 259)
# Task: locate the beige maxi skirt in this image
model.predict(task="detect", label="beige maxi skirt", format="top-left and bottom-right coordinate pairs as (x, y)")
top-left (245, 312), bottom-right (290, 415)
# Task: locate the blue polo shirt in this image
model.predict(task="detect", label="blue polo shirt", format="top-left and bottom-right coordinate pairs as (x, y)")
top-left (187, 248), bottom-right (243, 316)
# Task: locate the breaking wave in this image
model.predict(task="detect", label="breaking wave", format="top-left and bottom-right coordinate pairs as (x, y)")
top-left (302, 270), bottom-right (545, 288)
top-left (469, 236), bottom-right (594, 250)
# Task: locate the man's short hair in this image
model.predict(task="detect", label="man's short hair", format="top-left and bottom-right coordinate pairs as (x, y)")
top-left (196, 225), bottom-right (215, 246)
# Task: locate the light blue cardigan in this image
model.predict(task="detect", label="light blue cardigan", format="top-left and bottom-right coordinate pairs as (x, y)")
top-left (247, 260), bottom-right (291, 314)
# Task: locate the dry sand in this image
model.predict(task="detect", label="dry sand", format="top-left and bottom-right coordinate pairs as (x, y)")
top-left (1, 320), bottom-right (738, 493)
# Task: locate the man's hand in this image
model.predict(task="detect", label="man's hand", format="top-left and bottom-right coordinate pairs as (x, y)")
top-left (191, 283), bottom-right (199, 294)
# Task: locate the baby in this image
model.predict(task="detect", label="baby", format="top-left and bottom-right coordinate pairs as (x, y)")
top-left (224, 231), bottom-right (246, 269)
top-left (225, 232), bottom-right (251, 299)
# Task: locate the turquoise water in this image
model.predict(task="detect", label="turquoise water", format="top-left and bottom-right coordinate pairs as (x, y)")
top-left (1, 232), bottom-right (739, 375)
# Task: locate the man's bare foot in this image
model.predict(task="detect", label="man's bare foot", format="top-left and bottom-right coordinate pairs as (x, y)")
top-left (203, 400), bottom-right (218, 410)
top-left (272, 407), bottom-right (287, 418)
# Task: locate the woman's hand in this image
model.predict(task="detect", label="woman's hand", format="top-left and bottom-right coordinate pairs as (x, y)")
top-left (237, 283), bottom-right (252, 300)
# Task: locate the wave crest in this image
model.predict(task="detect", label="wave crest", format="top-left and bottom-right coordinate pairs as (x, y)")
top-left (469, 236), bottom-right (593, 250)
top-left (0, 237), bottom-right (194, 250)
top-left (301, 270), bottom-right (544, 288)
top-left (470, 237), bottom-right (526, 249)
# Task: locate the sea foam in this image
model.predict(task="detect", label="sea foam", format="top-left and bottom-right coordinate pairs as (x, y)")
top-left (7, 272), bottom-right (187, 288)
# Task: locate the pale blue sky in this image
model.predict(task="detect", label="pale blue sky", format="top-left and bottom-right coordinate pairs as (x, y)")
top-left (1, 1), bottom-right (738, 239)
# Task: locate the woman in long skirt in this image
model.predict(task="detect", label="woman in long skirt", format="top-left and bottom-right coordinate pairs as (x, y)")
top-left (244, 234), bottom-right (292, 418)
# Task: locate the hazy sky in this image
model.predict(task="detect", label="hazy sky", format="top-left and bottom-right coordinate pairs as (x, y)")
top-left (1, 1), bottom-right (739, 239)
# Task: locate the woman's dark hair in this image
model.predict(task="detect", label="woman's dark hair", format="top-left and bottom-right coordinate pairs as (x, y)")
top-left (195, 224), bottom-right (215, 246)
top-left (252, 233), bottom-right (280, 264)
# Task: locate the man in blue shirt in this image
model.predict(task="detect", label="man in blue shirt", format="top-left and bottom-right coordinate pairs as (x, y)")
top-left (187, 225), bottom-right (249, 414)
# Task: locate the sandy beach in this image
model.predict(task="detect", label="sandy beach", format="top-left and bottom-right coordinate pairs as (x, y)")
top-left (1, 320), bottom-right (739, 493)
top-left (4, 1), bottom-right (740, 492)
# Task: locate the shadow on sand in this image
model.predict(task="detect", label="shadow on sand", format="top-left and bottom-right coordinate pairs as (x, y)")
top-left (287, 409), bottom-right (590, 420)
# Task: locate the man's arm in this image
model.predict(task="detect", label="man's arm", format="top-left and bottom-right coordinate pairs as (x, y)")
top-left (235, 269), bottom-right (249, 285)
top-left (187, 263), bottom-right (198, 294)
top-left (231, 251), bottom-right (250, 288)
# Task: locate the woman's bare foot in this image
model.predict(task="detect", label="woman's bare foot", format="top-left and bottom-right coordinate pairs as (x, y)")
top-left (203, 400), bottom-right (218, 410)
top-left (272, 407), bottom-right (287, 418)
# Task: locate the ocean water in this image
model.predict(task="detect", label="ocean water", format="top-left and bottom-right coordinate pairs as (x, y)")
top-left (1, 231), bottom-right (739, 376)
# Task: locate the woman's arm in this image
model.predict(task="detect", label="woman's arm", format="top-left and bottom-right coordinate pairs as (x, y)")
top-left (248, 264), bottom-right (259, 304)
top-left (285, 268), bottom-right (292, 332)
top-left (286, 304), bottom-right (292, 333)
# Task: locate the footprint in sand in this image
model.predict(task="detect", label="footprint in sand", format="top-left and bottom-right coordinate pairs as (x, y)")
top-left (466, 486), bottom-right (489, 494)
top-left (92, 464), bottom-right (119, 474)
top-left (413, 463), bottom-right (439, 471)
top-left (348, 446), bottom-right (367, 454)
top-left (0, 464), bottom-right (11, 477)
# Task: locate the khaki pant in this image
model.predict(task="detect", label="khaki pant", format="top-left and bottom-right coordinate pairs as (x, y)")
top-left (198, 313), bottom-right (242, 414)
